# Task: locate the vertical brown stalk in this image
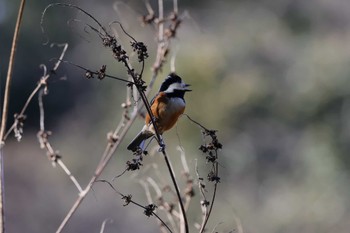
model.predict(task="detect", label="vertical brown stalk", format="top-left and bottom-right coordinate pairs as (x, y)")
top-left (0, 0), bottom-right (27, 232)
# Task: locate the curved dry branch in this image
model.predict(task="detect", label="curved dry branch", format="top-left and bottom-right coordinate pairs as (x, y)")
top-left (41, 3), bottom-right (108, 45)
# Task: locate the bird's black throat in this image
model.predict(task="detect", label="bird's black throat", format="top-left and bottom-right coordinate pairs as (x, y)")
top-left (166, 89), bottom-right (187, 100)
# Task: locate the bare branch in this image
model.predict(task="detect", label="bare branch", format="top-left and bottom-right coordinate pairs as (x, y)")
top-left (97, 180), bottom-right (173, 233)
top-left (3, 43), bottom-right (68, 142)
top-left (0, 0), bottom-right (26, 144)
top-left (38, 90), bottom-right (83, 193)
top-left (53, 58), bottom-right (134, 84)
top-left (0, 1), bottom-right (27, 231)
top-left (99, 219), bottom-right (114, 233)
top-left (41, 3), bottom-right (108, 45)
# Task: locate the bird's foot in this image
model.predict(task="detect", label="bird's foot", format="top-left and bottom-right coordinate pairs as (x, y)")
top-left (158, 143), bottom-right (166, 152)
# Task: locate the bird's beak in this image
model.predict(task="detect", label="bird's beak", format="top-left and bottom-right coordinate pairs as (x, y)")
top-left (185, 84), bottom-right (192, 92)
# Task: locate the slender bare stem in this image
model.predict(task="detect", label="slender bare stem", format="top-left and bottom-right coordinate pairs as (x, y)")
top-left (56, 111), bottom-right (137, 233)
top-left (38, 88), bottom-right (83, 193)
top-left (173, 0), bottom-right (178, 14)
top-left (0, 1), bottom-right (26, 232)
top-left (3, 44), bottom-right (68, 142)
top-left (200, 160), bottom-right (219, 233)
top-left (139, 180), bottom-right (153, 204)
top-left (57, 160), bottom-right (83, 193)
top-left (0, 0), bottom-right (26, 143)
top-left (0, 149), bottom-right (4, 233)
top-left (99, 219), bottom-right (113, 233)
top-left (163, 150), bottom-right (188, 233)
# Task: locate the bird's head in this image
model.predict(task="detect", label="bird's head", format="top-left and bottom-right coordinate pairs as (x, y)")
top-left (159, 73), bottom-right (191, 94)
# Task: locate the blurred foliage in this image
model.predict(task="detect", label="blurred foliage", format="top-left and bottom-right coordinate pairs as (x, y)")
top-left (2, 0), bottom-right (350, 232)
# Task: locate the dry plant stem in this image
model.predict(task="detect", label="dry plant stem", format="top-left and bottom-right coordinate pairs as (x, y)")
top-left (195, 159), bottom-right (208, 208)
top-left (154, 0), bottom-right (165, 75)
top-left (56, 111), bottom-right (138, 233)
top-left (3, 43), bottom-right (68, 141)
top-left (2, 83), bottom-right (41, 141)
top-left (170, 47), bottom-right (179, 73)
top-left (140, 180), bottom-right (176, 233)
top-left (146, 176), bottom-right (178, 231)
top-left (0, 41), bottom-right (70, 232)
top-left (0, 0), bottom-right (26, 143)
top-left (147, 177), bottom-right (162, 196)
top-left (99, 219), bottom-right (113, 233)
top-left (124, 196), bottom-right (172, 233)
top-left (187, 115), bottom-right (221, 233)
top-left (162, 151), bottom-right (187, 233)
top-left (55, 46), bottom-right (162, 233)
top-left (173, 0), bottom-right (178, 14)
top-left (178, 147), bottom-right (193, 211)
top-left (139, 180), bottom-right (153, 204)
top-left (100, 180), bottom-right (173, 233)
top-left (0, 149), bottom-right (4, 233)
top-left (184, 114), bottom-right (220, 233)
top-left (56, 113), bottom-right (175, 233)
top-left (200, 161), bottom-right (218, 233)
top-left (38, 90), bottom-right (83, 193)
top-left (0, 1), bottom-right (26, 232)
top-left (56, 160), bottom-right (83, 193)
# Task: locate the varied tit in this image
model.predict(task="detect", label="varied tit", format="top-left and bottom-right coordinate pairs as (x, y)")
top-left (127, 73), bottom-right (191, 152)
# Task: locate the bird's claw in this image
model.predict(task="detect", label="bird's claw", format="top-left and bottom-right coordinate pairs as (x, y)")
top-left (158, 143), bottom-right (165, 152)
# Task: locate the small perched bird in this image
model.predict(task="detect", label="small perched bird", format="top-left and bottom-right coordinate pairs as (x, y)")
top-left (127, 73), bottom-right (191, 152)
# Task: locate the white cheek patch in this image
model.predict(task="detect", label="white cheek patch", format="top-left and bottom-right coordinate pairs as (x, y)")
top-left (164, 82), bottom-right (183, 93)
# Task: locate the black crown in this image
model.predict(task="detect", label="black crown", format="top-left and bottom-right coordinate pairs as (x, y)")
top-left (159, 73), bottom-right (182, 92)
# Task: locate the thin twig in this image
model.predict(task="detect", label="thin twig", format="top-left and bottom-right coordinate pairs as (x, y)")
top-left (195, 159), bottom-right (209, 222)
top-left (177, 147), bottom-right (194, 211)
top-left (41, 3), bottom-right (108, 45)
top-left (183, 114), bottom-right (210, 131)
top-left (173, 0), bottom-right (178, 15)
top-left (142, 176), bottom-right (178, 232)
top-left (178, 146), bottom-right (189, 174)
top-left (97, 180), bottom-right (173, 233)
top-left (170, 46), bottom-right (179, 73)
top-left (200, 159), bottom-right (219, 233)
top-left (57, 160), bottom-right (83, 193)
top-left (0, 1), bottom-right (26, 231)
top-left (99, 219), bottom-right (113, 233)
top-left (38, 90), bottom-right (83, 193)
top-left (38, 90), bottom-right (45, 131)
top-left (0, 0), bottom-right (26, 143)
top-left (56, 112), bottom-right (138, 233)
top-left (2, 43), bottom-right (68, 142)
top-left (162, 151), bottom-right (187, 233)
top-left (147, 177), bottom-right (162, 197)
top-left (210, 222), bottom-right (223, 233)
top-left (139, 180), bottom-right (153, 204)
top-left (54, 59), bottom-right (134, 84)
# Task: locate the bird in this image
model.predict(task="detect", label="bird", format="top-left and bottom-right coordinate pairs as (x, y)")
top-left (127, 73), bottom-right (191, 152)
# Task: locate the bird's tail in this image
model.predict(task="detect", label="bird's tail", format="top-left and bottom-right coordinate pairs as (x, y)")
top-left (127, 130), bottom-right (154, 152)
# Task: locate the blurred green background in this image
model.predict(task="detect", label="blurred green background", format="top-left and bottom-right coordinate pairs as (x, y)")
top-left (2, 0), bottom-right (350, 232)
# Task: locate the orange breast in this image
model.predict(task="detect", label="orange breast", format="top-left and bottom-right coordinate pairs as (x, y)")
top-left (145, 92), bottom-right (185, 134)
